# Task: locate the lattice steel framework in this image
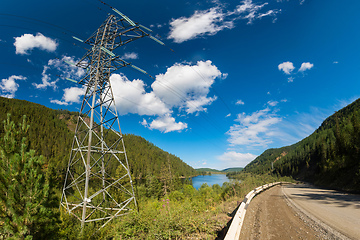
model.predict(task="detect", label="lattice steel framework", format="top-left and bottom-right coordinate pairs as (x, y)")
top-left (60, 13), bottom-right (160, 230)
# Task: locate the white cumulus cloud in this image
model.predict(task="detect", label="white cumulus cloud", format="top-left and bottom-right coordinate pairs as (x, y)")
top-left (168, 0), bottom-right (280, 43)
top-left (267, 100), bottom-right (278, 106)
top-left (168, 7), bottom-right (232, 43)
top-left (235, 0), bottom-right (279, 24)
top-left (122, 52), bottom-right (139, 60)
top-left (144, 114), bottom-right (188, 133)
top-left (152, 60), bottom-right (222, 113)
top-left (227, 108), bottom-right (282, 147)
top-left (51, 86), bottom-right (86, 106)
top-left (236, 99), bottom-right (245, 105)
top-left (33, 66), bottom-right (58, 90)
top-left (185, 95), bottom-right (217, 114)
top-left (49, 56), bottom-right (85, 79)
top-left (0, 75), bottom-right (26, 98)
top-left (63, 86), bottom-right (86, 103)
top-left (34, 56), bottom-right (85, 90)
top-left (51, 60), bottom-right (222, 134)
top-left (278, 61), bottom-right (295, 75)
top-left (14, 33), bottom-right (57, 55)
top-left (113, 60), bottom-right (223, 132)
top-left (50, 99), bottom-right (69, 105)
top-left (298, 62), bottom-right (314, 72)
top-left (218, 151), bottom-right (258, 168)
top-left (111, 60), bottom-right (223, 132)
top-left (50, 56), bottom-right (87, 105)
top-left (110, 73), bottom-right (170, 116)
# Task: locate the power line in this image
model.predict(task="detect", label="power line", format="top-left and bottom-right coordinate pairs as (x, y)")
top-left (0, 24), bottom-right (88, 52)
top-left (1, 3), bottom-right (229, 136)
top-left (189, 64), bottom-right (234, 116)
top-left (0, 13), bottom-right (80, 36)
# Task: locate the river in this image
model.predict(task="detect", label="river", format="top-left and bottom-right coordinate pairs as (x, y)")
top-left (191, 174), bottom-right (230, 190)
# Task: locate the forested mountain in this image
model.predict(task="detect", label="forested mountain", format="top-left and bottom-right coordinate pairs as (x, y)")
top-left (0, 97), bottom-right (197, 186)
top-left (222, 167), bottom-right (243, 172)
top-left (123, 134), bottom-right (197, 179)
top-left (195, 168), bottom-right (222, 175)
top-left (241, 98), bottom-right (360, 192)
top-left (195, 167), bottom-right (243, 175)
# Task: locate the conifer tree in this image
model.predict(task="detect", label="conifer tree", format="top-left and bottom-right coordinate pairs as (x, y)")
top-left (0, 114), bottom-right (59, 239)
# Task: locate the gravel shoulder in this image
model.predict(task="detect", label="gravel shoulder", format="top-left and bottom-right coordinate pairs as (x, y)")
top-left (240, 185), bottom-right (320, 239)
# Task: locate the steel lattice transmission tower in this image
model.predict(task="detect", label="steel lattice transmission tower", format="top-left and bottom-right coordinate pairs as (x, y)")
top-left (60, 12), bottom-right (164, 229)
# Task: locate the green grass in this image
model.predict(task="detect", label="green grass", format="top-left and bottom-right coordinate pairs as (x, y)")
top-left (98, 173), bottom-right (295, 239)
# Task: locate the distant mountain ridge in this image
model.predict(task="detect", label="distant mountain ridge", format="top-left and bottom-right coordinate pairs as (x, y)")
top-left (222, 167), bottom-right (244, 172)
top-left (243, 98), bottom-right (360, 192)
top-left (196, 167), bottom-right (243, 173)
top-left (0, 97), bottom-right (197, 185)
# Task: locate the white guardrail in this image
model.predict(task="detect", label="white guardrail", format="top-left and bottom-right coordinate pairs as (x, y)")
top-left (224, 182), bottom-right (284, 240)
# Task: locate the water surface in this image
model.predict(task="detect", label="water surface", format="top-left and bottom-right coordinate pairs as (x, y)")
top-left (192, 174), bottom-right (230, 190)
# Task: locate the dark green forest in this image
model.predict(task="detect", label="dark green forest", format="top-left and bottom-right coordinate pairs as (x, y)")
top-left (234, 98), bottom-right (360, 192)
top-left (0, 96), bottom-right (197, 186)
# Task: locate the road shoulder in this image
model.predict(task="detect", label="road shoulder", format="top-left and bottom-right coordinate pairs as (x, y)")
top-left (240, 185), bottom-right (320, 239)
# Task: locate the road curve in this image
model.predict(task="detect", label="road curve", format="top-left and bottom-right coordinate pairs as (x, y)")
top-left (282, 183), bottom-right (360, 240)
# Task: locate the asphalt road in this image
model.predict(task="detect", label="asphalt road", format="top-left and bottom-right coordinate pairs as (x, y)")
top-left (282, 184), bottom-right (360, 240)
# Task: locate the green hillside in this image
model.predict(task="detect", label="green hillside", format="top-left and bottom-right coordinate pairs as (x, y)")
top-left (222, 167), bottom-right (243, 172)
top-left (240, 98), bottom-right (360, 192)
top-left (0, 97), bottom-right (197, 185)
top-left (196, 168), bottom-right (221, 172)
top-left (195, 167), bottom-right (243, 172)
top-left (195, 167), bottom-right (243, 175)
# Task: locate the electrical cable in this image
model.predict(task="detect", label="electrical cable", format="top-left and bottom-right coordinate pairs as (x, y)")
top-left (0, 24), bottom-right (89, 52)
top-left (189, 65), bottom-right (234, 116)
top-left (0, 2), bottom-right (228, 137)
top-left (0, 13), bottom-right (80, 36)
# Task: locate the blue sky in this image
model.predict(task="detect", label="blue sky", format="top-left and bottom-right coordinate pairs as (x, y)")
top-left (1, 0), bottom-right (359, 170)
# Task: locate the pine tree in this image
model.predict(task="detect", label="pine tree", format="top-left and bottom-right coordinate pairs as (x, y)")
top-left (0, 114), bottom-right (59, 239)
